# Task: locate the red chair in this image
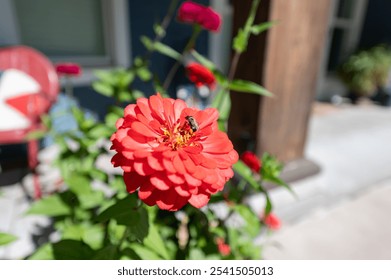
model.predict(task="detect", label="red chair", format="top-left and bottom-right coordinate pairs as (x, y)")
top-left (0, 46), bottom-right (59, 199)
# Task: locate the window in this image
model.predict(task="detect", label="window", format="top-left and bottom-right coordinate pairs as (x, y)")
top-left (0, 0), bottom-right (130, 84)
top-left (317, 0), bottom-right (369, 101)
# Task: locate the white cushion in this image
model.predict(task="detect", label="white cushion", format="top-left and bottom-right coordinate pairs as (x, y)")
top-left (0, 69), bottom-right (42, 131)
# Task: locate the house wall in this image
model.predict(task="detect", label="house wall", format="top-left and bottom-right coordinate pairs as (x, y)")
top-left (76, 0), bottom-right (210, 120)
top-left (359, 0), bottom-right (391, 49)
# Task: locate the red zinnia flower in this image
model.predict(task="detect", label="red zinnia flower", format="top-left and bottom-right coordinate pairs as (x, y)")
top-left (178, 1), bottom-right (221, 32)
top-left (55, 63), bottom-right (82, 76)
top-left (185, 63), bottom-right (216, 89)
top-left (263, 213), bottom-right (281, 230)
top-left (216, 238), bottom-right (231, 256)
top-left (110, 93), bottom-right (238, 211)
top-left (240, 151), bottom-right (262, 173)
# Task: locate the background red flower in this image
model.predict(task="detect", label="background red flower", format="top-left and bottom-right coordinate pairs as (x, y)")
top-left (111, 93), bottom-right (238, 211)
top-left (177, 1), bottom-right (221, 32)
top-left (55, 63), bottom-right (82, 76)
top-left (185, 63), bottom-right (216, 88)
top-left (240, 151), bottom-right (262, 173)
top-left (216, 238), bottom-right (231, 256)
top-left (263, 213), bottom-right (281, 230)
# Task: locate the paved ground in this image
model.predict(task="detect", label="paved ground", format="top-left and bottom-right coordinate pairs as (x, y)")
top-left (1, 102), bottom-right (391, 259)
top-left (252, 102), bottom-right (391, 259)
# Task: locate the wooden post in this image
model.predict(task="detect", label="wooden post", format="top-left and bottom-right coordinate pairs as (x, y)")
top-left (229, 0), bottom-right (331, 164)
top-left (257, 0), bottom-right (332, 162)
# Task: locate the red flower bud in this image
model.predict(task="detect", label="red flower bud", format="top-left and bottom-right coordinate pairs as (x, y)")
top-left (216, 238), bottom-right (231, 256)
top-left (55, 63), bottom-right (82, 76)
top-left (263, 213), bottom-right (281, 230)
top-left (240, 151), bottom-right (262, 173)
top-left (185, 63), bottom-right (216, 88)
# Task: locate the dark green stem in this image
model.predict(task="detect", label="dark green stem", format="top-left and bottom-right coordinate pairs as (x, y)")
top-left (163, 24), bottom-right (202, 90)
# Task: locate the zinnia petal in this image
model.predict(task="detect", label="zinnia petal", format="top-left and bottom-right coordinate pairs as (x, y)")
top-left (110, 93), bottom-right (238, 211)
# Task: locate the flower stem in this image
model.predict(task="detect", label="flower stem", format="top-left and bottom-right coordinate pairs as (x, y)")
top-left (163, 24), bottom-right (202, 90)
top-left (227, 0), bottom-right (261, 81)
top-left (116, 226), bottom-right (130, 256)
top-left (144, 0), bottom-right (180, 62)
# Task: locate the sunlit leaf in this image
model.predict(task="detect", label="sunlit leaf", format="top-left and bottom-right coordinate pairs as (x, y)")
top-left (190, 50), bottom-right (217, 70)
top-left (250, 21), bottom-right (277, 35)
top-left (92, 81), bottom-right (114, 97)
top-left (26, 194), bottom-right (71, 216)
top-left (143, 224), bottom-right (170, 260)
top-left (0, 232), bottom-right (17, 246)
top-left (229, 80), bottom-right (273, 97)
top-left (27, 243), bottom-right (54, 260)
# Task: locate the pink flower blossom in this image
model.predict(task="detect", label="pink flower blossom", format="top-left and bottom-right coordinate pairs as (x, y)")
top-left (178, 1), bottom-right (221, 32)
top-left (55, 63), bottom-right (82, 76)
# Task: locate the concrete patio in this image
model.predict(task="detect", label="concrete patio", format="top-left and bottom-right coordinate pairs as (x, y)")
top-left (253, 102), bottom-right (391, 259)
top-left (1, 101), bottom-right (391, 259)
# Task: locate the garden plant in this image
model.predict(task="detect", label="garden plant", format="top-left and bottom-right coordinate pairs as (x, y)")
top-left (0, 0), bottom-right (292, 260)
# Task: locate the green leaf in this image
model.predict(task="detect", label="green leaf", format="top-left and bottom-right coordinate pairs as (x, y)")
top-left (97, 195), bottom-right (149, 241)
top-left (141, 36), bottom-right (180, 60)
top-left (234, 205), bottom-right (261, 237)
top-left (189, 248), bottom-right (206, 260)
top-left (265, 175), bottom-right (296, 197)
top-left (140, 36), bottom-right (153, 51)
top-left (233, 28), bottom-right (248, 53)
top-left (94, 70), bottom-right (116, 84)
top-left (118, 71), bottom-right (135, 88)
top-left (229, 79), bottom-right (273, 97)
top-left (136, 67), bottom-right (152, 81)
top-left (93, 245), bottom-right (118, 260)
top-left (64, 174), bottom-right (91, 196)
top-left (130, 244), bottom-right (163, 260)
top-left (88, 124), bottom-right (111, 139)
top-left (27, 243), bottom-right (54, 260)
top-left (52, 239), bottom-right (95, 260)
top-left (25, 129), bottom-right (47, 140)
top-left (40, 114), bottom-right (52, 128)
top-left (143, 224), bottom-right (170, 260)
top-left (96, 196), bottom-right (140, 226)
top-left (0, 232), bottom-right (17, 246)
top-left (26, 194), bottom-right (71, 216)
top-left (118, 91), bottom-right (133, 102)
top-left (78, 191), bottom-right (105, 210)
top-left (105, 112), bottom-right (120, 128)
top-left (233, 160), bottom-right (259, 190)
top-left (264, 193), bottom-right (273, 215)
top-left (132, 90), bottom-right (145, 100)
top-left (217, 90), bottom-right (231, 121)
top-left (90, 169), bottom-right (108, 183)
top-left (92, 81), bottom-right (114, 97)
top-left (250, 21), bottom-right (277, 35)
top-left (154, 42), bottom-right (181, 60)
top-left (190, 50), bottom-right (217, 70)
top-left (153, 23), bottom-right (166, 37)
top-left (62, 224), bottom-right (104, 250)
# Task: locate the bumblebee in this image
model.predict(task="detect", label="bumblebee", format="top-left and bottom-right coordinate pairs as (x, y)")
top-left (185, 116), bottom-right (199, 132)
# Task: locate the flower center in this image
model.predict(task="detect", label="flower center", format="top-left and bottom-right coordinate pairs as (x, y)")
top-left (160, 122), bottom-right (196, 150)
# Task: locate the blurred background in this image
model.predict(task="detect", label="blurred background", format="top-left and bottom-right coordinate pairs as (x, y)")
top-left (1, 0), bottom-right (391, 259)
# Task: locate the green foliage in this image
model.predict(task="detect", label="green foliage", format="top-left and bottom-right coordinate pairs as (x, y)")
top-left (228, 79), bottom-right (273, 97)
top-left (0, 232), bottom-right (18, 246)
top-left (338, 44), bottom-right (391, 96)
top-left (22, 0), bottom-right (292, 261)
